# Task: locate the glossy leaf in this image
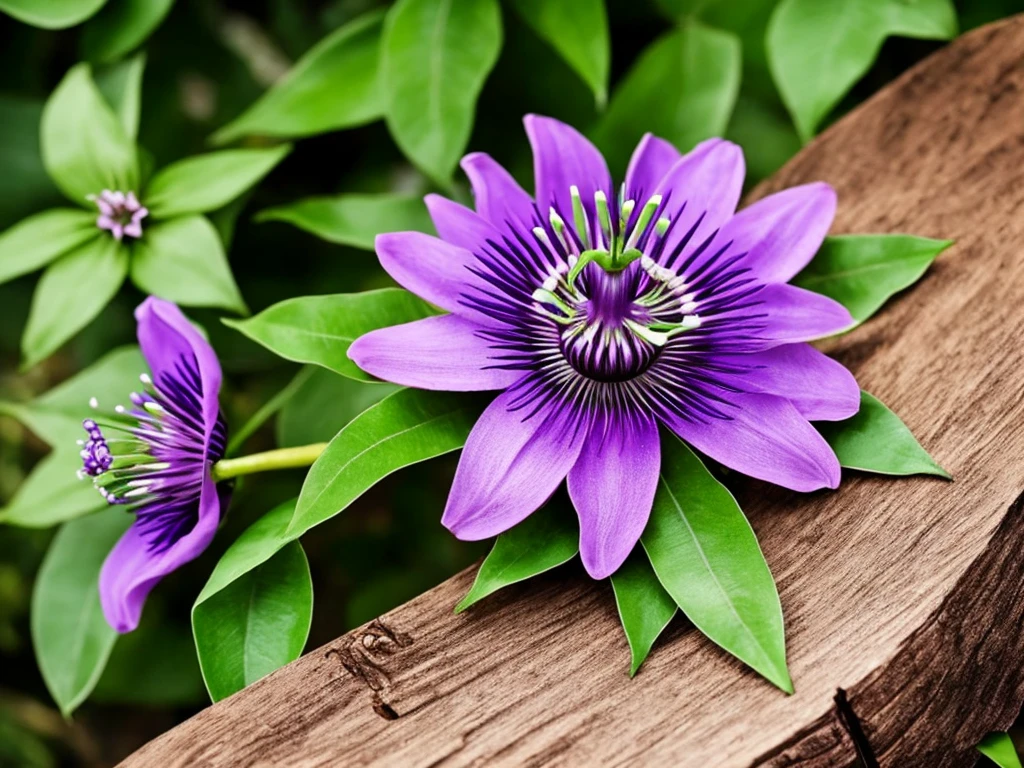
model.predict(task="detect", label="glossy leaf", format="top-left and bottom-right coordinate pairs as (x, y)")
top-left (145, 145), bottom-right (291, 218)
top-left (767, 0), bottom-right (957, 140)
top-left (22, 236), bottom-right (128, 369)
top-left (382, 0), bottom-right (502, 185)
top-left (81, 0), bottom-right (174, 63)
top-left (94, 53), bottom-right (146, 141)
top-left (0, 208), bottom-right (97, 286)
top-left (794, 235), bottom-right (950, 324)
top-left (31, 509), bottom-right (131, 715)
top-left (508, 0), bottom-right (609, 107)
top-left (0, 0), bottom-right (106, 29)
top-left (41, 63), bottom-right (139, 205)
top-left (193, 537), bottom-right (312, 701)
top-left (610, 550), bottom-right (677, 676)
top-left (223, 289), bottom-right (437, 381)
top-left (819, 391), bottom-right (949, 478)
top-left (129, 215), bottom-right (246, 313)
top-left (455, 504), bottom-right (578, 613)
top-left (978, 732), bottom-right (1022, 768)
top-left (256, 193), bottom-right (434, 251)
top-left (594, 21), bottom-right (740, 173)
top-left (211, 11), bottom-right (385, 145)
top-left (642, 432), bottom-right (791, 692)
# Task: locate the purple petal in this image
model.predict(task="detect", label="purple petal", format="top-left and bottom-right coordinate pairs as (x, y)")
top-left (757, 284), bottom-right (855, 344)
top-left (664, 393), bottom-right (841, 492)
top-left (461, 152), bottom-right (537, 232)
top-left (654, 139), bottom-right (745, 268)
top-left (718, 183), bottom-right (836, 284)
top-left (625, 133), bottom-right (681, 202)
top-left (524, 114), bottom-right (612, 223)
top-left (348, 314), bottom-right (523, 391)
top-left (442, 388), bottom-right (586, 540)
top-left (424, 194), bottom-right (501, 253)
top-left (567, 411), bottom-right (660, 579)
top-left (375, 232), bottom-right (479, 317)
top-left (99, 473), bottom-right (221, 633)
top-left (717, 344), bottom-right (860, 421)
top-left (135, 297), bottom-right (222, 432)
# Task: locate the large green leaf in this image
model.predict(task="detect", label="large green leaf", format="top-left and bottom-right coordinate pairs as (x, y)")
top-left (767, 0), bottom-right (957, 141)
top-left (193, 536), bottom-right (312, 701)
top-left (0, 449), bottom-right (105, 527)
top-left (94, 53), bottom-right (147, 142)
top-left (129, 215), bottom-right (246, 314)
top-left (642, 432), bottom-right (791, 692)
top-left (81, 0), bottom-right (174, 63)
top-left (819, 391), bottom-right (949, 478)
top-left (508, 0), bottom-right (609, 107)
top-left (382, 0), bottom-right (502, 185)
top-left (223, 289), bottom-right (437, 381)
top-left (794, 235), bottom-right (950, 324)
top-left (610, 550), bottom-right (677, 676)
top-left (21, 236), bottom-right (128, 369)
top-left (41, 63), bottom-right (139, 205)
top-left (594, 21), bottom-right (740, 173)
top-left (455, 504), bottom-right (578, 613)
top-left (211, 11), bottom-right (386, 145)
top-left (31, 509), bottom-right (131, 715)
top-left (0, 0), bottom-right (106, 29)
top-left (0, 209), bottom-right (98, 286)
top-left (145, 145), bottom-right (291, 218)
top-left (979, 732), bottom-right (1022, 768)
top-left (256, 193), bottom-right (434, 251)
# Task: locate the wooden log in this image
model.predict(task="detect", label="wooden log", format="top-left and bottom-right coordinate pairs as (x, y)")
top-left (123, 17), bottom-right (1024, 767)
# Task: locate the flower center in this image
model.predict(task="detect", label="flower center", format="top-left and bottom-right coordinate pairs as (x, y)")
top-left (89, 189), bottom-right (148, 241)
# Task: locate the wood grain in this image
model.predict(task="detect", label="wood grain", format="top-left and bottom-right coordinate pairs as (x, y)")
top-left (123, 17), bottom-right (1024, 767)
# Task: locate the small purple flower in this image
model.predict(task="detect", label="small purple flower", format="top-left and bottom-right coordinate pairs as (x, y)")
top-left (89, 189), bottom-right (148, 241)
top-left (79, 297), bottom-right (227, 632)
top-left (349, 115), bottom-right (861, 579)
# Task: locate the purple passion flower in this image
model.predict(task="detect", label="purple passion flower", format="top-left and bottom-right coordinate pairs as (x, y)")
top-left (79, 297), bottom-right (227, 632)
top-left (89, 189), bottom-right (148, 241)
top-left (349, 115), bottom-right (860, 579)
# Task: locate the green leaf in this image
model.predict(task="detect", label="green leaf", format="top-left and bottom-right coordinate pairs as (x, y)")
top-left (0, 0), bottom-right (106, 29)
top-left (81, 0), bottom-right (174, 64)
top-left (0, 449), bottom-right (105, 527)
top-left (819, 391), bottom-right (949, 478)
top-left (610, 550), bottom-right (677, 676)
top-left (767, 0), bottom-right (957, 141)
top-left (193, 537), bottom-right (312, 701)
top-left (41, 63), bottom-right (139, 205)
top-left (94, 53), bottom-right (146, 141)
top-left (794, 234), bottom-right (950, 324)
top-left (256, 193), bottom-right (434, 251)
top-left (0, 208), bottom-right (97, 286)
top-left (210, 11), bottom-right (386, 145)
top-left (382, 0), bottom-right (502, 185)
top-left (594, 21), bottom-right (740, 173)
top-left (979, 732), bottom-right (1022, 768)
top-left (508, 0), bottom-right (609, 107)
top-left (642, 431), bottom-right (791, 692)
top-left (0, 97), bottom-right (61, 230)
top-left (31, 509), bottom-right (131, 715)
top-left (455, 504), bottom-right (578, 613)
top-left (223, 289), bottom-right (437, 381)
top-left (129, 215), bottom-right (246, 313)
top-left (145, 145), bottom-right (291, 218)
top-left (22, 236), bottom-right (128, 369)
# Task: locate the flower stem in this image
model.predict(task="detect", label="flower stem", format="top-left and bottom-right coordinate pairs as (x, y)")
top-left (210, 443), bottom-right (328, 482)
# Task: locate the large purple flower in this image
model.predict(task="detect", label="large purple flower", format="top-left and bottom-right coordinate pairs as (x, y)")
top-left (349, 116), bottom-right (860, 579)
top-left (79, 297), bottom-right (227, 632)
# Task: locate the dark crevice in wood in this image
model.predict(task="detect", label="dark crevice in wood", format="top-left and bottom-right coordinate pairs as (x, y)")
top-left (834, 688), bottom-right (877, 768)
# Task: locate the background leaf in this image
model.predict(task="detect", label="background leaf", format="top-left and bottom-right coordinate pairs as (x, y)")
top-left (0, 0), bottom-right (106, 29)
top-left (455, 504), bottom-right (578, 612)
top-left (224, 289), bottom-right (437, 381)
top-left (30, 509), bottom-right (130, 715)
top-left (256, 193), bottom-right (434, 250)
top-left (93, 53), bottom-right (146, 142)
top-left (81, 0), bottom-right (174, 64)
top-left (382, 0), bottom-right (502, 185)
top-left (610, 550), bottom-right (677, 676)
top-left (819, 391), bottom-right (949, 478)
top-left (642, 432), bottom-right (791, 692)
top-left (978, 732), bottom-right (1023, 768)
top-left (0, 449), bottom-right (106, 527)
top-left (0, 97), bottom-right (61, 229)
top-left (0, 209), bottom-right (97, 286)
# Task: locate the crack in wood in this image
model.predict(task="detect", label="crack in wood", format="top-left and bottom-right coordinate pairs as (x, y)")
top-left (324, 619), bottom-right (413, 720)
top-left (834, 689), bottom-right (877, 768)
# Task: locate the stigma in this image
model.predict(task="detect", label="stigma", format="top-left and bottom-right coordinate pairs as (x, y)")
top-left (89, 190), bottom-right (148, 241)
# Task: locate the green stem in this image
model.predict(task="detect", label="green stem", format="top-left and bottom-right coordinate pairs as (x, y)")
top-left (211, 443), bottom-right (328, 482)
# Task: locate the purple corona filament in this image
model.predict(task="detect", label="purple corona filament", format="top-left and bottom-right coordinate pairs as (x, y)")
top-left (90, 189), bottom-right (148, 241)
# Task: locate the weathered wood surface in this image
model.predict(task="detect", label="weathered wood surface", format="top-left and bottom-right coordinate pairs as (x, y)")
top-left (124, 18), bottom-right (1024, 768)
